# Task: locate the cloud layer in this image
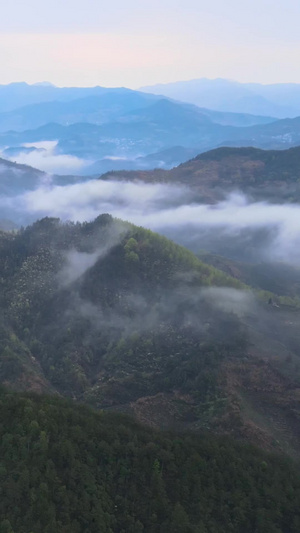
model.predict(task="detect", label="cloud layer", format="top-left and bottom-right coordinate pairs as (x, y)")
top-left (1, 141), bottom-right (88, 174)
top-left (4, 177), bottom-right (300, 265)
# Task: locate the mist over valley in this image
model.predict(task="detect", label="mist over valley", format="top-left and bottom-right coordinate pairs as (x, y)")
top-left (2, 80), bottom-right (300, 531)
top-left (3, 82), bottom-right (300, 178)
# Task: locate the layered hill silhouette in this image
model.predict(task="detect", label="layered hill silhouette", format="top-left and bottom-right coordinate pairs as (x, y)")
top-left (2, 85), bottom-right (300, 176)
top-left (0, 82), bottom-right (274, 131)
top-left (141, 78), bottom-right (300, 118)
top-left (0, 99), bottom-right (272, 166)
top-left (2, 82), bottom-right (300, 178)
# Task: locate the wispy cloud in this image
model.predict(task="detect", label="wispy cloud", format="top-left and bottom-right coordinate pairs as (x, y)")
top-left (5, 177), bottom-right (300, 265)
top-left (1, 140), bottom-right (88, 174)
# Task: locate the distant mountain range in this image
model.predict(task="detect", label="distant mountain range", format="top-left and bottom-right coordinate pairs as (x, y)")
top-left (141, 78), bottom-right (300, 118)
top-left (0, 83), bottom-right (152, 113)
top-left (0, 82), bottom-right (274, 130)
top-left (0, 89), bottom-right (160, 132)
top-left (2, 82), bottom-right (300, 176)
top-left (5, 79), bottom-right (300, 121)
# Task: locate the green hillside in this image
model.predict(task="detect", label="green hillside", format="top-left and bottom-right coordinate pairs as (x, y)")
top-left (102, 146), bottom-right (300, 203)
top-left (0, 215), bottom-right (243, 403)
top-left (1, 215), bottom-right (300, 459)
top-left (0, 389), bottom-right (300, 533)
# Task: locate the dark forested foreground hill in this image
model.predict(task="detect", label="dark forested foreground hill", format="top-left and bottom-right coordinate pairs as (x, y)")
top-left (102, 146), bottom-right (300, 203)
top-left (1, 389), bottom-right (300, 533)
top-left (1, 215), bottom-right (300, 459)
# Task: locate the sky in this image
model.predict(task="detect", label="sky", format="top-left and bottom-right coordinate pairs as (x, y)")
top-left (1, 0), bottom-right (300, 87)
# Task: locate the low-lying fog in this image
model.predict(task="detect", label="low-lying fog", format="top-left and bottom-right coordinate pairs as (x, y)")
top-left (2, 176), bottom-right (300, 265)
top-left (0, 141), bottom-right (89, 174)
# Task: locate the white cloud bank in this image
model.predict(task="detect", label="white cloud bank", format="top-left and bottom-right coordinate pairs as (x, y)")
top-left (4, 178), bottom-right (300, 265)
top-left (1, 141), bottom-right (88, 175)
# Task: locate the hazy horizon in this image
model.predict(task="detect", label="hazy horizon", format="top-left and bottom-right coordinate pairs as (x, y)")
top-left (1, 0), bottom-right (300, 88)
top-left (3, 77), bottom-right (300, 90)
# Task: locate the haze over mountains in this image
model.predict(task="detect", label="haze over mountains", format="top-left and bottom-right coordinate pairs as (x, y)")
top-left (3, 79), bottom-right (300, 531)
top-left (1, 213), bottom-right (300, 461)
top-left (3, 82), bottom-right (300, 272)
top-left (4, 80), bottom-right (300, 176)
top-left (141, 78), bottom-right (300, 118)
top-left (4, 145), bottom-right (300, 263)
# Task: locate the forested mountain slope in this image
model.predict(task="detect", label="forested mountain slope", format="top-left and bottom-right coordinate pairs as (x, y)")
top-left (1, 216), bottom-right (300, 458)
top-left (0, 214), bottom-right (243, 397)
top-left (1, 389), bottom-right (300, 533)
top-left (102, 146), bottom-right (300, 203)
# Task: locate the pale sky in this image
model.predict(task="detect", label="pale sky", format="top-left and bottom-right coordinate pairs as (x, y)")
top-left (1, 0), bottom-right (300, 87)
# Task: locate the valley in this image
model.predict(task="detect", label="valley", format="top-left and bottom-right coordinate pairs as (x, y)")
top-left (1, 79), bottom-right (300, 531)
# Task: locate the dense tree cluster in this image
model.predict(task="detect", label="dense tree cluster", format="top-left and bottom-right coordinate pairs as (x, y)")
top-left (0, 389), bottom-right (300, 533)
